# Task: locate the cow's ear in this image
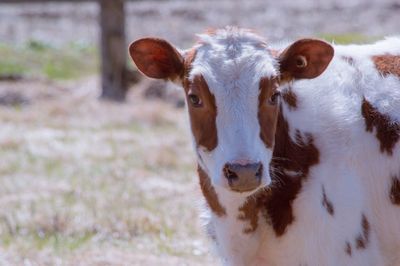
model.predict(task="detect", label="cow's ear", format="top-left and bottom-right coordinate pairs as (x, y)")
top-left (278, 39), bottom-right (334, 81)
top-left (129, 38), bottom-right (184, 80)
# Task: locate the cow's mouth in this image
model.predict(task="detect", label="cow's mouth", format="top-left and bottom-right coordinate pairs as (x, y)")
top-left (229, 178), bottom-right (262, 193)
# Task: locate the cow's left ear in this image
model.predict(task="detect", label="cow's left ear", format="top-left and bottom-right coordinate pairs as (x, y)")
top-left (278, 39), bottom-right (334, 81)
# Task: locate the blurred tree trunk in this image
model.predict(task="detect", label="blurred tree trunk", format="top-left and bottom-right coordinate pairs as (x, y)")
top-left (99, 0), bottom-right (129, 101)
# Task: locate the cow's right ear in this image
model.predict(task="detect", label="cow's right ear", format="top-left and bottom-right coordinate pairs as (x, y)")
top-left (129, 38), bottom-right (184, 80)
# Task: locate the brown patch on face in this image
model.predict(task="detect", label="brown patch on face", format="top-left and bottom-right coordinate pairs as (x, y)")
top-left (355, 214), bottom-right (370, 250)
top-left (258, 77), bottom-right (280, 148)
top-left (390, 176), bottom-right (400, 205)
top-left (321, 186), bottom-right (334, 216)
top-left (345, 241), bottom-right (352, 256)
top-left (282, 88), bottom-right (297, 110)
top-left (361, 99), bottom-right (400, 156)
top-left (266, 110), bottom-right (320, 236)
top-left (198, 166), bottom-right (226, 217)
top-left (182, 50), bottom-right (218, 151)
top-left (372, 54), bottom-right (400, 77)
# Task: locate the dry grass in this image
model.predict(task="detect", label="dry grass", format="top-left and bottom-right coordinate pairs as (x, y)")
top-left (0, 77), bottom-right (217, 265)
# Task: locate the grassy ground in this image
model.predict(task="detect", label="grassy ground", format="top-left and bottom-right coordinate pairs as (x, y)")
top-left (317, 33), bottom-right (380, 44)
top-left (0, 77), bottom-right (216, 265)
top-left (0, 41), bottom-right (98, 80)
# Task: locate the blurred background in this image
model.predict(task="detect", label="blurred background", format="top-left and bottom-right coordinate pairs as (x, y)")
top-left (0, 0), bottom-right (398, 265)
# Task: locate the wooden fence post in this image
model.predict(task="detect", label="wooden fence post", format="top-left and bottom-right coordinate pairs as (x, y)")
top-left (99, 0), bottom-right (128, 101)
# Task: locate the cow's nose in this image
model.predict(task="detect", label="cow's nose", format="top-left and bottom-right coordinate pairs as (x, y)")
top-left (223, 162), bottom-right (263, 192)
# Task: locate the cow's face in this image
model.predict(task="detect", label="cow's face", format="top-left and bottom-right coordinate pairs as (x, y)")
top-left (129, 28), bottom-right (333, 194)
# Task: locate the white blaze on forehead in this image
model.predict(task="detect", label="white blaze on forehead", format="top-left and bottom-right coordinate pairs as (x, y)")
top-left (189, 28), bottom-right (278, 119)
top-left (188, 27), bottom-right (278, 187)
top-left (190, 28), bottom-right (278, 85)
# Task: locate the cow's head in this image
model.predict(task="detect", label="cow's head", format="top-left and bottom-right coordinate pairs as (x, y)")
top-left (129, 28), bottom-right (333, 194)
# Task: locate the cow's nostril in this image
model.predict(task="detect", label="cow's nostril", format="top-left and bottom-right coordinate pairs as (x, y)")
top-left (255, 163), bottom-right (263, 179)
top-left (223, 162), bottom-right (263, 180)
top-left (223, 165), bottom-right (238, 181)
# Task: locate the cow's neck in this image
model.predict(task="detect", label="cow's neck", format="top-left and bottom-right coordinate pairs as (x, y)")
top-left (198, 165), bottom-right (270, 265)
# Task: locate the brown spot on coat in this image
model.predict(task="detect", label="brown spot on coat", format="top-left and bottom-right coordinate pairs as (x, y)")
top-left (237, 190), bottom-right (271, 234)
top-left (372, 54), bottom-right (400, 77)
top-left (390, 176), bottom-right (400, 205)
top-left (182, 50), bottom-right (218, 151)
top-left (238, 197), bottom-right (260, 233)
top-left (355, 214), bottom-right (370, 250)
top-left (258, 77), bottom-right (279, 148)
top-left (282, 88), bottom-right (297, 110)
top-left (198, 166), bottom-right (226, 216)
top-left (345, 241), bottom-right (352, 256)
top-left (322, 186), bottom-right (334, 216)
top-left (266, 110), bottom-right (320, 236)
top-left (361, 99), bottom-right (400, 156)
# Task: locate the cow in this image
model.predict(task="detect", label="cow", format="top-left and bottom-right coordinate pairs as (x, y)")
top-left (128, 27), bottom-right (400, 266)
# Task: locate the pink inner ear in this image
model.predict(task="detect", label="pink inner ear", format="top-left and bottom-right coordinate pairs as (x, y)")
top-left (129, 38), bottom-right (183, 80)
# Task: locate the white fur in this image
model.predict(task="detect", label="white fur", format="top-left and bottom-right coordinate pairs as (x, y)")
top-left (271, 37), bottom-right (400, 266)
top-left (184, 31), bottom-right (400, 266)
top-left (184, 28), bottom-right (278, 264)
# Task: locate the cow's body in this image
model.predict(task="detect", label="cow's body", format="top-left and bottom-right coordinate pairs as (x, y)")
top-left (272, 39), bottom-right (400, 266)
top-left (129, 28), bottom-right (400, 266)
top-left (210, 37), bottom-right (400, 266)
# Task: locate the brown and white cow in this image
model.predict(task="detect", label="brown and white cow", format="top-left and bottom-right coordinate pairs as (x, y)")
top-left (129, 27), bottom-right (400, 266)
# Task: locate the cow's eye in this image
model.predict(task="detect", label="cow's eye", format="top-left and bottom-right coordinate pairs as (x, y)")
top-left (268, 92), bottom-right (280, 105)
top-left (188, 94), bottom-right (202, 107)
